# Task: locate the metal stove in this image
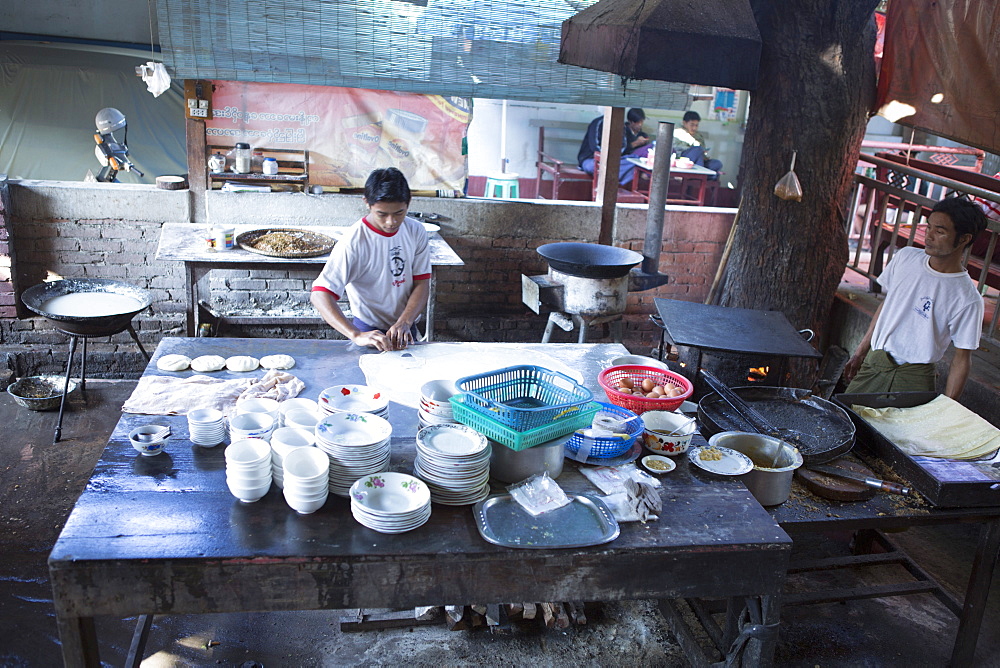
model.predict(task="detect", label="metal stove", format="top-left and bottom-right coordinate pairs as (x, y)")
top-left (652, 298), bottom-right (822, 397)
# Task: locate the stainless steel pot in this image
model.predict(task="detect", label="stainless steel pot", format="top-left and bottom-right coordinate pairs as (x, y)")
top-left (548, 267), bottom-right (629, 316)
top-left (709, 431), bottom-right (803, 506)
top-left (490, 439), bottom-right (565, 484)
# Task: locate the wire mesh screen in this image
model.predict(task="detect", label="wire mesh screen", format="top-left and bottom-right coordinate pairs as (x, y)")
top-left (156, 0), bottom-right (691, 108)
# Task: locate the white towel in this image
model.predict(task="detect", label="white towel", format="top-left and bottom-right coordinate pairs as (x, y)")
top-left (122, 370), bottom-right (305, 416)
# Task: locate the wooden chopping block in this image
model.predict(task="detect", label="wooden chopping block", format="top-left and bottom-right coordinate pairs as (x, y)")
top-left (796, 458), bottom-right (877, 501)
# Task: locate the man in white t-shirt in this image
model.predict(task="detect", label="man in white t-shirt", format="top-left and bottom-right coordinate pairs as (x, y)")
top-left (311, 168), bottom-right (431, 351)
top-left (844, 196), bottom-right (988, 399)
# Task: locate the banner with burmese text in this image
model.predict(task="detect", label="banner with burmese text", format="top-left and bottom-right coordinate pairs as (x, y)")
top-left (206, 81), bottom-right (471, 192)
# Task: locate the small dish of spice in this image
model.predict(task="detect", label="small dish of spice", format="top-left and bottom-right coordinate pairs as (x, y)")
top-left (641, 454), bottom-right (676, 475)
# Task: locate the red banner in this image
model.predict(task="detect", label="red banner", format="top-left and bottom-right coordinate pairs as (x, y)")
top-left (206, 81), bottom-right (471, 191)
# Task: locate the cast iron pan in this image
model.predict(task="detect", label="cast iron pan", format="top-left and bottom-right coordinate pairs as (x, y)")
top-left (698, 386), bottom-right (856, 465)
top-left (537, 242), bottom-right (643, 279)
top-left (21, 278), bottom-right (152, 336)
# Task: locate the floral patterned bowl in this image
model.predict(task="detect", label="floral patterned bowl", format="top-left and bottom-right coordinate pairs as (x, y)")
top-left (350, 472), bottom-right (430, 514)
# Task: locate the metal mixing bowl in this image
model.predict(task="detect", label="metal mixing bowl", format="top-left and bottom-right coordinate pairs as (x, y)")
top-left (7, 375), bottom-right (79, 411)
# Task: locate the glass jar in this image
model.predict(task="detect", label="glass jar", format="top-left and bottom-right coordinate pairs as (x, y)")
top-left (234, 142), bottom-right (251, 173)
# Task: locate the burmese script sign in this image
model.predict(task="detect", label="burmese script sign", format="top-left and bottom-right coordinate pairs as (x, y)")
top-left (207, 81), bottom-right (471, 192)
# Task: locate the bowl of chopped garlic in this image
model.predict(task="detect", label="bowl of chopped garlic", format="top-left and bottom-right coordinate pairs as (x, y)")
top-left (708, 431), bottom-right (802, 506)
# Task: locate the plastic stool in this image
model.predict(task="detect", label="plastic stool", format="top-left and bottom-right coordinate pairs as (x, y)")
top-left (484, 172), bottom-right (520, 199)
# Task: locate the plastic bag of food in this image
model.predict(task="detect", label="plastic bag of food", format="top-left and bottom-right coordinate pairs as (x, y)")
top-left (507, 472), bottom-right (571, 516)
top-left (774, 151), bottom-right (802, 202)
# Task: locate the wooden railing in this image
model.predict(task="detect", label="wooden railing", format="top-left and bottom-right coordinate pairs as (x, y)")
top-left (845, 153), bottom-right (1000, 343)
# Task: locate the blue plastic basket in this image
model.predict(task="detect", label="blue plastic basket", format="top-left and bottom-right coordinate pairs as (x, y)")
top-left (564, 403), bottom-right (643, 458)
top-left (455, 365), bottom-right (593, 431)
top-left (450, 395), bottom-right (600, 451)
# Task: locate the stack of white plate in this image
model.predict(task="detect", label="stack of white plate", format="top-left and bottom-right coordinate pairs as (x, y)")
top-left (318, 384), bottom-right (389, 419)
top-left (315, 412), bottom-right (392, 496)
top-left (414, 424), bottom-right (492, 505)
top-left (270, 427), bottom-right (315, 489)
top-left (418, 379), bottom-right (458, 427)
top-left (349, 472), bottom-right (432, 534)
top-left (187, 408), bottom-right (227, 447)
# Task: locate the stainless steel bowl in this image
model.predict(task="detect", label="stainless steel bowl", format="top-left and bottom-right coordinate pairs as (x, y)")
top-left (7, 375), bottom-right (79, 411)
top-left (489, 438), bottom-right (565, 484)
top-left (708, 431), bottom-right (803, 506)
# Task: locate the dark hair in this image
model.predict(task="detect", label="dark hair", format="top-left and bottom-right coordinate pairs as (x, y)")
top-left (931, 196), bottom-right (988, 246)
top-left (364, 167), bottom-right (411, 204)
top-left (683, 111), bottom-right (701, 123)
top-left (627, 108), bottom-right (646, 123)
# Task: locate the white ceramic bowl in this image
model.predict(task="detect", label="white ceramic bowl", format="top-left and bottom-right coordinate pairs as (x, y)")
top-left (420, 379), bottom-right (459, 402)
top-left (236, 397), bottom-right (280, 418)
top-left (350, 472), bottom-right (430, 513)
top-left (278, 398), bottom-right (319, 424)
top-left (270, 427), bottom-right (315, 457)
top-left (225, 438), bottom-right (272, 467)
top-left (281, 446), bottom-right (330, 480)
top-left (316, 412), bottom-right (392, 446)
top-left (284, 409), bottom-right (320, 431)
top-left (226, 468), bottom-right (272, 486)
top-left (128, 425), bottom-right (169, 456)
top-left (229, 412), bottom-right (275, 440)
top-left (188, 408), bottom-right (225, 424)
top-left (642, 410), bottom-right (697, 455)
top-left (610, 354), bottom-right (669, 370)
top-left (226, 478), bottom-right (271, 503)
top-left (284, 488), bottom-right (328, 514)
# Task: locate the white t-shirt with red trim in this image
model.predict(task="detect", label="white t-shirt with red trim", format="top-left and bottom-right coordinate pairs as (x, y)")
top-left (872, 246), bottom-right (983, 364)
top-left (312, 216), bottom-right (431, 330)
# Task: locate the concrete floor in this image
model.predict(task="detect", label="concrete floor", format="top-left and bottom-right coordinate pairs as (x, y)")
top-left (2, 380), bottom-right (999, 667)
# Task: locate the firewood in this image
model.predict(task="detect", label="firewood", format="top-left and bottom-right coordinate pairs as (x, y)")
top-left (566, 601), bottom-right (587, 625)
top-left (541, 602), bottom-right (556, 628)
top-left (486, 603), bottom-right (501, 626)
top-left (445, 605), bottom-right (465, 630)
top-left (507, 603), bottom-right (524, 620)
top-left (414, 606), bottom-right (439, 621)
top-left (470, 604), bottom-right (486, 615)
top-left (523, 603), bottom-right (537, 620)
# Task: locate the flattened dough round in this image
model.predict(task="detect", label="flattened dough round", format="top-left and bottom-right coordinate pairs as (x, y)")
top-left (226, 355), bottom-right (260, 372)
top-left (190, 355), bottom-right (227, 372)
top-left (259, 354), bottom-right (295, 370)
top-left (156, 354), bottom-right (191, 372)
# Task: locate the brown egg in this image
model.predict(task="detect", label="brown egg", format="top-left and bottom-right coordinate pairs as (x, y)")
top-left (619, 377), bottom-right (634, 390)
top-left (652, 385), bottom-right (666, 396)
top-left (641, 378), bottom-right (655, 392)
top-left (646, 391), bottom-right (660, 398)
top-left (667, 386), bottom-right (681, 397)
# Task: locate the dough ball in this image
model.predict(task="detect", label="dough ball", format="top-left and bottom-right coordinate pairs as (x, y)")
top-left (156, 354), bottom-right (191, 372)
top-left (226, 355), bottom-right (260, 372)
top-left (259, 354), bottom-right (295, 370)
top-left (190, 355), bottom-right (227, 372)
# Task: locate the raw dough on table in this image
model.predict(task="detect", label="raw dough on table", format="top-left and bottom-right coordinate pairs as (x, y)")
top-left (226, 355), bottom-right (260, 372)
top-left (259, 354), bottom-right (295, 370)
top-left (156, 354), bottom-right (191, 372)
top-left (190, 355), bottom-right (227, 373)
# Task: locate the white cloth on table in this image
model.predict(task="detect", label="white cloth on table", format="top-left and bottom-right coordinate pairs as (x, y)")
top-left (122, 369), bottom-right (304, 415)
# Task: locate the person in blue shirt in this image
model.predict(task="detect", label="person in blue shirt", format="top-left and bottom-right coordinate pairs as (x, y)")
top-left (577, 108), bottom-right (650, 185)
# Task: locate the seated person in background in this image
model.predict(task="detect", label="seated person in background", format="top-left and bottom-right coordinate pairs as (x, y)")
top-left (843, 196), bottom-right (988, 399)
top-left (673, 111), bottom-right (723, 180)
top-left (310, 167), bottom-right (430, 352)
top-left (578, 108), bottom-right (651, 184)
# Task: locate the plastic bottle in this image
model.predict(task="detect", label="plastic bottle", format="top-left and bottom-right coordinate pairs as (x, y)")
top-left (262, 157), bottom-right (278, 175)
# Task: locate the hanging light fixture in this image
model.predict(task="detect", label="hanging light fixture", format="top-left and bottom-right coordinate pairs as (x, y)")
top-left (559, 0), bottom-right (762, 90)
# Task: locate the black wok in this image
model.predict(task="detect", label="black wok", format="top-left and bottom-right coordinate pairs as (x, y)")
top-left (537, 242), bottom-right (643, 279)
top-left (698, 385), bottom-right (856, 465)
top-left (21, 278), bottom-right (152, 336)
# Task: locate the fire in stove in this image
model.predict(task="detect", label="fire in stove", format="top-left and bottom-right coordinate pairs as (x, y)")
top-left (747, 366), bottom-right (770, 382)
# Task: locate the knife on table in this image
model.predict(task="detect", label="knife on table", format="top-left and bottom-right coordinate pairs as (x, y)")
top-left (808, 465), bottom-right (913, 496)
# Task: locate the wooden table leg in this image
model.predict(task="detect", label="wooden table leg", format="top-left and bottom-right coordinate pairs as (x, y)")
top-left (57, 613), bottom-right (100, 668)
top-left (424, 271), bottom-right (437, 342)
top-left (950, 518), bottom-right (1000, 665)
top-left (186, 264), bottom-right (212, 337)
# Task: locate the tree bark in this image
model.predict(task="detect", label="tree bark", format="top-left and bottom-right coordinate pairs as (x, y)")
top-left (720, 0), bottom-right (880, 365)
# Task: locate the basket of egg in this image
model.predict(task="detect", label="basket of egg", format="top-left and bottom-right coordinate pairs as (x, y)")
top-left (597, 365), bottom-right (694, 415)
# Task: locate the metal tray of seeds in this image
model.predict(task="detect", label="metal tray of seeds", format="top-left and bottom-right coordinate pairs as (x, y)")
top-left (236, 228), bottom-right (336, 258)
top-left (473, 493), bottom-right (620, 549)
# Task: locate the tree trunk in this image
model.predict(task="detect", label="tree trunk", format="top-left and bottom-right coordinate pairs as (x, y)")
top-left (720, 0), bottom-right (880, 369)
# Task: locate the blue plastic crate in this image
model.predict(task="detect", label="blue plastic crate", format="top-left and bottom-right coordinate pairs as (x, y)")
top-left (455, 365), bottom-right (593, 431)
top-left (450, 395), bottom-right (600, 451)
top-left (564, 402), bottom-right (643, 459)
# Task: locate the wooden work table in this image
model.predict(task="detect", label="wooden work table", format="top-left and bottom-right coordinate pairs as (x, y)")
top-left (155, 223), bottom-right (464, 339)
top-left (49, 337), bottom-right (791, 667)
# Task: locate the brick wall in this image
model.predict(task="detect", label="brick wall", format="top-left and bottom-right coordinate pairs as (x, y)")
top-left (0, 179), bottom-right (14, 321)
top-left (0, 180), bottom-right (734, 375)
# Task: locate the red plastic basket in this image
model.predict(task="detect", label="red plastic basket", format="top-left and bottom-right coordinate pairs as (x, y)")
top-left (597, 365), bottom-right (693, 415)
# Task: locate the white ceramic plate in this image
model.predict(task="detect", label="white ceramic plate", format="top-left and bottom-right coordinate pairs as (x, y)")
top-left (417, 424), bottom-right (488, 457)
top-left (687, 446), bottom-right (754, 476)
top-left (316, 412), bottom-right (392, 446)
top-left (421, 222), bottom-right (441, 234)
top-left (319, 385), bottom-right (389, 414)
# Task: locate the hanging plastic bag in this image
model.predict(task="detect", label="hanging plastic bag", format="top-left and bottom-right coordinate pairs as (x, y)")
top-left (774, 150), bottom-right (803, 202)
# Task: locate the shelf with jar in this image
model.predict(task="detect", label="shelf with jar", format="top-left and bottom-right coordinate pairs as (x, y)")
top-left (206, 145), bottom-right (310, 191)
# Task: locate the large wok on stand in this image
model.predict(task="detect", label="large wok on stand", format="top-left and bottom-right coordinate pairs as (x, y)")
top-left (698, 385), bottom-right (856, 465)
top-left (21, 278), bottom-right (152, 442)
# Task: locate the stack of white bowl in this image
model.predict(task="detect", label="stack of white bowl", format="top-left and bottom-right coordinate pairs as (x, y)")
top-left (418, 379), bottom-right (458, 427)
top-left (224, 438), bottom-right (272, 503)
top-left (234, 398), bottom-right (280, 438)
top-left (269, 427), bottom-right (315, 489)
top-left (281, 446), bottom-right (330, 514)
top-left (283, 408), bottom-right (321, 433)
top-left (318, 384), bottom-right (389, 419)
top-left (414, 424), bottom-right (492, 505)
top-left (187, 408), bottom-right (227, 447)
top-left (349, 472), bottom-right (431, 534)
top-left (278, 397), bottom-right (320, 426)
top-left (229, 412), bottom-right (275, 442)
top-left (315, 412), bottom-right (392, 496)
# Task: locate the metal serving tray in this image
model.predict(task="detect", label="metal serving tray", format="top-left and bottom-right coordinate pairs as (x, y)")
top-left (835, 391), bottom-right (1000, 508)
top-left (473, 494), bottom-right (620, 549)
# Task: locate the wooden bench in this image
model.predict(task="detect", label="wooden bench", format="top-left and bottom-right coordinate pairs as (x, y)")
top-left (534, 126), bottom-right (592, 201)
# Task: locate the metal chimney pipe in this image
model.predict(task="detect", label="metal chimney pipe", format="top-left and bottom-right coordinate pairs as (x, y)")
top-left (642, 121), bottom-right (674, 275)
